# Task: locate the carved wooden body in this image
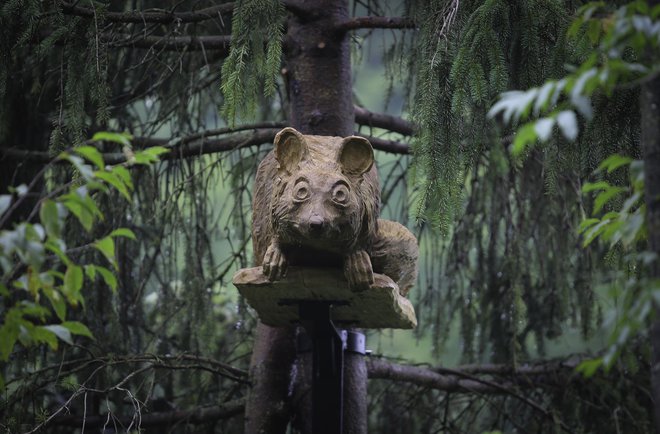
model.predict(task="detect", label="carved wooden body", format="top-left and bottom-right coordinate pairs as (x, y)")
top-left (252, 127), bottom-right (418, 295)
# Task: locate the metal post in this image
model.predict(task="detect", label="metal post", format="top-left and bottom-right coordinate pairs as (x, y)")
top-left (299, 302), bottom-right (345, 434)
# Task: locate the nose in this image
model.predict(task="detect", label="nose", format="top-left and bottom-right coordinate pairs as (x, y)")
top-left (309, 215), bottom-right (325, 233)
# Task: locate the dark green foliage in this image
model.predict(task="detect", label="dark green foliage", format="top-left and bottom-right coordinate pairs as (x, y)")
top-left (220, 0), bottom-right (285, 124)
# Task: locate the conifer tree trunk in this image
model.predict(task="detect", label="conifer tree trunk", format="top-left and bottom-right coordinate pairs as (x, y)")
top-left (245, 0), bottom-right (367, 433)
top-left (641, 68), bottom-right (660, 434)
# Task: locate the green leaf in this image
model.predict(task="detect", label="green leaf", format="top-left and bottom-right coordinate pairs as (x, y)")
top-left (0, 194), bottom-right (11, 217)
top-left (109, 228), bottom-right (136, 240)
top-left (94, 171), bottom-right (131, 200)
top-left (132, 146), bottom-right (169, 165)
top-left (61, 197), bottom-right (93, 232)
top-left (594, 186), bottom-right (626, 213)
top-left (597, 154), bottom-right (633, 174)
top-left (582, 181), bottom-right (611, 193)
top-left (111, 166), bottom-right (134, 191)
top-left (42, 324), bottom-right (73, 345)
top-left (91, 131), bottom-right (133, 148)
top-left (576, 358), bottom-right (603, 378)
top-left (512, 123), bottom-right (538, 156)
top-left (32, 326), bottom-right (59, 350)
top-left (62, 321), bottom-right (94, 339)
top-left (557, 110), bottom-right (578, 141)
top-left (63, 265), bottom-right (84, 302)
top-left (94, 237), bottom-right (116, 268)
top-left (45, 239), bottom-right (71, 265)
top-left (44, 287), bottom-right (66, 321)
top-left (84, 264), bottom-right (96, 280)
top-left (74, 146), bottom-right (105, 170)
top-left (0, 321), bottom-right (19, 361)
top-left (579, 218), bottom-right (600, 233)
top-left (96, 266), bottom-right (117, 292)
top-left (40, 200), bottom-right (61, 238)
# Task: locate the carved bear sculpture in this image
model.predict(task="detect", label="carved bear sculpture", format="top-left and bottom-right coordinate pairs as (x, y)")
top-left (252, 127), bottom-right (418, 295)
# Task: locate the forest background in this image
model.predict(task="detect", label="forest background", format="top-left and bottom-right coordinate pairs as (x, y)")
top-left (1, 0), bottom-right (660, 433)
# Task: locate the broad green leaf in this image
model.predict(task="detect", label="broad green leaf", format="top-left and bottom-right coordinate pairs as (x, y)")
top-left (594, 186), bottom-right (626, 213)
top-left (74, 146), bottom-right (105, 170)
top-left (45, 239), bottom-right (71, 265)
top-left (0, 194), bottom-right (11, 217)
top-left (94, 237), bottom-right (116, 268)
top-left (44, 287), bottom-right (66, 321)
top-left (582, 181), bottom-right (611, 193)
top-left (597, 154), bottom-right (633, 174)
top-left (109, 228), bottom-right (136, 240)
top-left (62, 197), bottom-right (93, 231)
top-left (0, 283), bottom-right (8, 297)
top-left (91, 131), bottom-right (133, 148)
top-left (0, 321), bottom-right (18, 360)
top-left (534, 118), bottom-right (555, 141)
top-left (63, 265), bottom-right (83, 303)
top-left (42, 324), bottom-right (73, 345)
top-left (84, 264), bottom-right (96, 280)
top-left (94, 171), bottom-right (131, 200)
top-left (96, 266), bottom-right (117, 292)
top-left (576, 358), bottom-right (603, 378)
top-left (40, 200), bottom-right (61, 238)
top-left (512, 123), bottom-right (537, 156)
top-left (32, 326), bottom-right (58, 350)
top-left (579, 218), bottom-right (600, 233)
top-left (62, 321), bottom-right (94, 339)
top-left (557, 110), bottom-right (578, 141)
top-left (111, 166), bottom-right (134, 190)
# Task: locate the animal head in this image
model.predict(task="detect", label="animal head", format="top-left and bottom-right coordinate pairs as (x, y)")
top-left (269, 127), bottom-right (379, 251)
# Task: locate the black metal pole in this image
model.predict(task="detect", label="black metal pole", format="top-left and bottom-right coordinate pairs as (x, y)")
top-left (299, 302), bottom-right (345, 434)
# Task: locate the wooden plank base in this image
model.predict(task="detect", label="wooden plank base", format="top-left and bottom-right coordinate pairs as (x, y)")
top-left (232, 266), bottom-right (417, 329)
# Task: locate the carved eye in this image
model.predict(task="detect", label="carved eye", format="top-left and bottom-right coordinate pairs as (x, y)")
top-left (293, 180), bottom-right (311, 202)
top-left (332, 183), bottom-right (350, 206)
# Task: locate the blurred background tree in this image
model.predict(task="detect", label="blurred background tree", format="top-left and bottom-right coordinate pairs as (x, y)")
top-left (0, 0), bottom-right (657, 432)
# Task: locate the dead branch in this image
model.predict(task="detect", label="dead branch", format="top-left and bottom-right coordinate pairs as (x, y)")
top-left (367, 358), bottom-right (513, 393)
top-left (110, 33), bottom-right (231, 51)
top-left (51, 398), bottom-right (244, 428)
top-left (60, 2), bottom-right (234, 24)
top-left (335, 17), bottom-right (416, 33)
top-left (356, 134), bottom-right (410, 155)
top-left (354, 106), bottom-right (415, 136)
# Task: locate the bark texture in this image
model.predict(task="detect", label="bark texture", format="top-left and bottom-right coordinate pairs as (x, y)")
top-left (245, 0), bottom-right (367, 432)
top-left (642, 73), bottom-right (660, 434)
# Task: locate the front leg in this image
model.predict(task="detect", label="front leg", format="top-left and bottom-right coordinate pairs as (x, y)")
top-left (262, 241), bottom-right (288, 281)
top-left (344, 250), bottom-right (374, 291)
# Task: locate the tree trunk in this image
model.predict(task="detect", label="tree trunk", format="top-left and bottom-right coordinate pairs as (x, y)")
top-left (245, 0), bottom-right (367, 432)
top-left (641, 70), bottom-right (660, 434)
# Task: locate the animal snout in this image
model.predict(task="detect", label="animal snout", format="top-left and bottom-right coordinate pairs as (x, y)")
top-left (308, 215), bottom-right (325, 233)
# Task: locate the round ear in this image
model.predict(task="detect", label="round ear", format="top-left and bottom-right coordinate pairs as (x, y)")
top-left (274, 127), bottom-right (307, 173)
top-left (338, 136), bottom-right (374, 176)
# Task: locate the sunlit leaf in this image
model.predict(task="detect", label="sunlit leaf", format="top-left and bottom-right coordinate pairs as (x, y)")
top-left (94, 237), bottom-right (116, 269)
top-left (91, 131), bottom-right (133, 148)
top-left (61, 321), bottom-right (93, 339)
top-left (95, 265), bottom-right (117, 292)
top-left (74, 146), bottom-right (105, 170)
top-left (42, 324), bottom-right (73, 345)
top-left (109, 228), bottom-right (136, 240)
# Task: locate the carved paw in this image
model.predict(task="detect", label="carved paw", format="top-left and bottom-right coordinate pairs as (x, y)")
top-left (262, 242), bottom-right (288, 281)
top-left (344, 250), bottom-right (374, 291)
